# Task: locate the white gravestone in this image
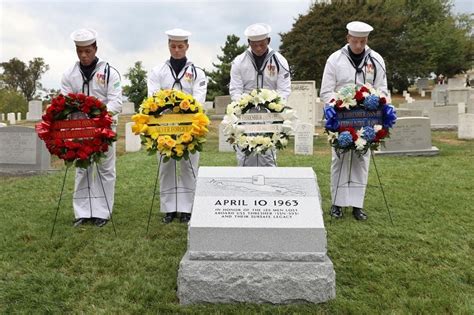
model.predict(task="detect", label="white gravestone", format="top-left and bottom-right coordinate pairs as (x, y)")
top-left (448, 78), bottom-right (465, 89)
top-left (431, 85), bottom-right (447, 106)
top-left (27, 100), bottom-right (43, 121)
top-left (447, 88), bottom-right (470, 106)
top-left (7, 113), bottom-right (16, 125)
top-left (458, 113), bottom-right (474, 140)
top-left (214, 95), bottom-right (232, 116)
top-left (204, 101), bottom-right (213, 111)
top-left (287, 81), bottom-right (317, 126)
top-left (458, 102), bottom-right (466, 114)
top-left (399, 100), bottom-right (434, 116)
top-left (125, 122), bottom-right (141, 152)
top-left (178, 167), bottom-right (336, 305)
top-left (395, 108), bottom-right (423, 118)
top-left (121, 101), bottom-right (135, 115)
top-left (421, 90), bottom-right (426, 97)
top-left (429, 105), bottom-right (458, 129)
top-left (376, 117), bottom-right (439, 156)
top-left (0, 126), bottom-right (51, 171)
top-left (218, 121), bottom-right (234, 152)
top-left (16, 112), bottom-right (21, 121)
top-left (402, 90), bottom-right (408, 97)
top-left (1, 113), bottom-right (4, 121)
top-left (294, 122), bottom-right (314, 155)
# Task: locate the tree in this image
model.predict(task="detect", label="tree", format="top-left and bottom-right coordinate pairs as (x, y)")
top-left (123, 61), bottom-right (148, 111)
top-left (0, 57), bottom-right (49, 101)
top-left (280, 0), bottom-right (472, 92)
top-left (206, 35), bottom-right (247, 101)
top-left (122, 61), bottom-right (148, 111)
top-left (0, 88), bottom-right (28, 116)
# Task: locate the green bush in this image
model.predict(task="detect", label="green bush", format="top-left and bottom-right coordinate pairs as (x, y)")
top-left (0, 88), bottom-right (28, 117)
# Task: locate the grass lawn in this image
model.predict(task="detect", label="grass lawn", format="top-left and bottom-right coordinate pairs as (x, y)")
top-left (1, 118), bottom-right (473, 314)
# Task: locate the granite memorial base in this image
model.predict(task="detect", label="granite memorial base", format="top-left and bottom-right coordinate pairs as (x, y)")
top-left (177, 167), bottom-right (336, 305)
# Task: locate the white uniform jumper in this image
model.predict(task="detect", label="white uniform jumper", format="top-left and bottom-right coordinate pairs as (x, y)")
top-left (320, 44), bottom-right (387, 208)
top-left (61, 59), bottom-right (122, 219)
top-left (229, 47), bottom-right (291, 166)
top-left (147, 60), bottom-right (207, 214)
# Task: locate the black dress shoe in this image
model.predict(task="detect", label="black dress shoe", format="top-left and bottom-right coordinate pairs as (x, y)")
top-left (162, 212), bottom-right (177, 224)
top-left (94, 218), bottom-right (109, 227)
top-left (73, 218), bottom-right (89, 227)
top-left (180, 213), bottom-right (191, 223)
top-left (352, 207), bottom-right (368, 220)
top-left (330, 205), bottom-right (343, 218)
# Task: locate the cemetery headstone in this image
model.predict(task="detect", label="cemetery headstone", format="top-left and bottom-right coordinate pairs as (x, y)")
top-left (447, 88), bottom-right (470, 106)
top-left (7, 113), bottom-right (16, 125)
top-left (16, 112), bottom-right (21, 121)
top-left (376, 117), bottom-right (439, 156)
top-left (458, 113), bottom-right (474, 140)
top-left (395, 108), bottom-right (423, 118)
top-left (430, 105), bottom-right (458, 129)
top-left (177, 166), bottom-right (336, 304)
top-left (27, 100), bottom-right (43, 121)
top-left (294, 122), bottom-right (314, 155)
top-left (287, 81), bottom-right (317, 126)
top-left (1, 113), bottom-right (4, 121)
top-left (431, 85), bottom-right (447, 106)
top-left (121, 101), bottom-right (135, 115)
top-left (399, 100), bottom-right (434, 116)
top-left (0, 126), bottom-right (51, 172)
top-left (125, 122), bottom-right (141, 152)
top-left (218, 121), bottom-right (234, 152)
top-left (214, 95), bottom-right (232, 116)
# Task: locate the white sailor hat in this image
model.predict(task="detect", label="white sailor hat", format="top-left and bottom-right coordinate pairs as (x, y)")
top-left (70, 28), bottom-right (98, 46)
top-left (346, 21), bottom-right (373, 37)
top-left (244, 23), bottom-right (271, 41)
top-left (165, 28), bottom-right (191, 41)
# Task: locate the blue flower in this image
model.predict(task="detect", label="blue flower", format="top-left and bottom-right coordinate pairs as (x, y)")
top-left (362, 126), bottom-right (376, 142)
top-left (363, 94), bottom-right (380, 110)
top-left (338, 131), bottom-right (353, 148)
top-left (324, 105), bottom-right (339, 131)
top-left (382, 105), bottom-right (397, 128)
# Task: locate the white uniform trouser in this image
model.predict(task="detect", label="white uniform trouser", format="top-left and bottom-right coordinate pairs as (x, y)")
top-left (236, 148), bottom-right (276, 167)
top-left (159, 152), bottom-right (199, 213)
top-left (330, 149), bottom-right (370, 208)
top-left (73, 142), bottom-right (116, 219)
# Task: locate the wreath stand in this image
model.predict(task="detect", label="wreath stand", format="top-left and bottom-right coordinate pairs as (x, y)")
top-left (330, 149), bottom-right (393, 225)
top-left (146, 155), bottom-right (197, 233)
top-left (50, 163), bottom-right (117, 238)
top-left (241, 148), bottom-right (277, 167)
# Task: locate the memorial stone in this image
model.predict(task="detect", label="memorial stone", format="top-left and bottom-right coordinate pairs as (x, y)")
top-left (395, 108), bottom-right (423, 118)
top-left (421, 90), bottom-right (426, 97)
top-left (377, 117), bottom-right (439, 156)
top-left (16, 112), bottom-right (21, 121)
top-left (430, 105), bottom-right (458, 129)
top-left (121, 101), bottom-right (135, 115)
top-left (458, 113), bottom-right (474, 140)
top-left (416, 78), bottom-right (429, 93)
top-left (27, 100), bottom-right (43, 121)
top-left (125, 122), bottom-right (141, 152)
top-left (204, 101), bottom-right (213, 111)
top-left (218, 121), bottom-right (234, 152)
top-left (431, 85), bottom-right (447, 106)
top-left (0, 126), bottom-right (51, 171)
top-left (1, 113), bottom-right (4, 121)
top-left (177, 166), bottom-right (335, 304)
top-left (399, 100), bottom-right (434, 116)
top-left (294, 123), bottom-right (314, 155)
top-left (447, 88), bottom-right (470, 106)
top-left (287, 81), bottom-right (317, 126)
top-left (448, 77), bottom-right (465, 89)
top-left (214, 95), bottom-right (232, 116)
top-left (7, 113), bottom-right (15, 125)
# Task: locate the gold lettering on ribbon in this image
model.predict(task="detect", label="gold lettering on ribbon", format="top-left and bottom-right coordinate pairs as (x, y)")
top-left (148, 114), bottom-right (195, 125)
top-left (148, 125), bottom-right (193, 135)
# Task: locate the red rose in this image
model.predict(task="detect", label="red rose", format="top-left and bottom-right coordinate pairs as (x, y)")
top-left (380, 97), bottom-right (387, 105)
top-left (359, 86), bottom-right (369, 93)
top-left (335, 100), bottom-right (343, 108)
top-left (77, 150), bottom-right (89, 160)
top-left (355, 91), bottom-right (364, 102)
top-left (375, 128), bottom-right (388, 141)
top-left (64, 150), bottom-right (76, 160)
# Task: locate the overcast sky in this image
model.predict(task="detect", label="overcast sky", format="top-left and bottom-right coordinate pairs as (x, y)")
top-left (0, 0), bottom-right (472, 91)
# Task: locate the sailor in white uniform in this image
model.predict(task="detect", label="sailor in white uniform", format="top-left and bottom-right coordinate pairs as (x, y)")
top-left (147, 28), bottom-right (207, 224)
top-left (229, 23), bottom-right (291, 167)
top-left (320, 21), bottom-right (388, 220)
top-left (61, 28), bottom-right (122, 227)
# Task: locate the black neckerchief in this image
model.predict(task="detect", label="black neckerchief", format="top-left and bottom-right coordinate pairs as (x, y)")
top-left (252, 50), bottom-right (268, 71)
top-left (80, 57), bottom-right (99, 82)
top-left (348, 47), bottom-right (365, 69)
top-left (170, 57), bottom-right (187, 75)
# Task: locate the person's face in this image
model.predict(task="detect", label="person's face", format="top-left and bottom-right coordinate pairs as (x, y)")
top-left (347, 35), bottom-right (368, 54)
top-left (168, 40), bottom-right (189, 59)
top-left (76, 44), bottom-right (97, 66)
top-left (249, 38), bottom-right (270, 56)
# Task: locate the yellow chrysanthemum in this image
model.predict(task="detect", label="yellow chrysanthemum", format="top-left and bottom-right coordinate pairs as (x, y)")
top-left (181, 132), bottom-right (193, 143)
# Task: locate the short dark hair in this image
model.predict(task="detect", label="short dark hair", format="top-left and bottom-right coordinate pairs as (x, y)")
top-left (168, 39), bottom-right (188, 44)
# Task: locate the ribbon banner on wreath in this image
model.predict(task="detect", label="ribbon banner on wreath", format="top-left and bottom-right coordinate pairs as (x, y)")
top-left (131, 89), bottom-right (210, 162)
top-left (323, 83), bottom-right (397, 156)
top-left (36, 93), bottom-right (117, 168)
top-left (222, 88), bottom-right (298, 156)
